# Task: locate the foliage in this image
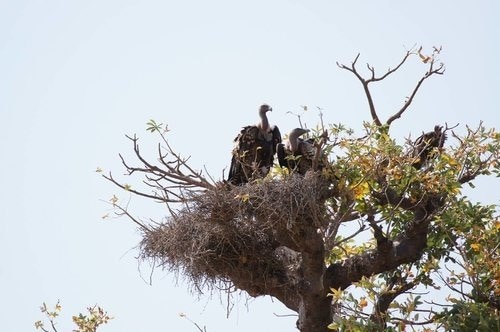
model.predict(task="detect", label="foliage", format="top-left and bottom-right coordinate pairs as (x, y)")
top-left (35, 301), bottom-right (112, 332)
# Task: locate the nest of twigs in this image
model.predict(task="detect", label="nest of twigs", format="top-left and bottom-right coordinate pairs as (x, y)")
top-left (139, 173), bottom-right (331, 292)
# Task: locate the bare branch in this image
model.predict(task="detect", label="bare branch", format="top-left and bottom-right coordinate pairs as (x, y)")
top-left (103, 133), bottom-right (217, 210)
top-left (337, 53), bottom-right (382, 126)
top-left (366, 50), bottom-right (414, 83)
top-left (338, 48), bottom-right (446, 128)
top-left (386, 60), bottom-right (445, 126)
top-left (103, 172), bottom-right (167, 202)
top-left (110, 201), bottom-right (150, 232)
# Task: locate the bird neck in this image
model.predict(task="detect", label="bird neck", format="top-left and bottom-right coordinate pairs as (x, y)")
top-left (259, 111), bottom-right (270, 132)
top-left (288, 135), bottom-right (299, 152)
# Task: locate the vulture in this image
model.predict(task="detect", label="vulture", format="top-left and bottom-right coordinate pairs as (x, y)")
top-left (227, 104), bottom-right (282, 185)
top-left (277, 128), bottom-right (324, 175)
top-left (412, 125), bottom-right (447, 169)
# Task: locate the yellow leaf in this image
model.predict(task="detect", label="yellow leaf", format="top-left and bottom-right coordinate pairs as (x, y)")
top-left (451, 186), bottom-right (461, 195)
top-left (470, 243), bottom-right (481, 252)
top-left (328, 287), bottom-right (343, 301)
top-left (95, 167), bottom-right (103, 173)
top-left (352, 181), bottom-right (370, 199)
top-left (418, 48), bottom-right (431, 63)
top-left (327, 322), bottom-right (340, 330)
top-left (110, 195), bottom-right (118, 205)
top-left (359, 297), bottom-right (368, 309)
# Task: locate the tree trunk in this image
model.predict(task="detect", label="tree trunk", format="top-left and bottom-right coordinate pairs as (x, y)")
top-left (296, 227), bottom-right (332, 332)
top-left (297, 294), bottom-right (332, 332)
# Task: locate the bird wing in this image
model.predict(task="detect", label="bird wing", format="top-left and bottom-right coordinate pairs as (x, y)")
top-left (413, 132), bottom-right (431, 156)
top-left (259, 125), bottom-right (282, 168)
top-left (271, 126), bottom-right (282, 154)
top-left (438, 131), bottom-right (447, 148)
top-left (228, 126), bottom-right (260, 184)
top-left (276, 142), bottom-right (287, 168)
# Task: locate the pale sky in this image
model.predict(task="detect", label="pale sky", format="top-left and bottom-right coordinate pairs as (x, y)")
top-left (0, 1), bottom-right (498, 331)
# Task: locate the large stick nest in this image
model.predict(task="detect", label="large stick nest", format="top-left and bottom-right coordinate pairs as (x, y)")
top-left (139, 174), bottom-right (332, 292)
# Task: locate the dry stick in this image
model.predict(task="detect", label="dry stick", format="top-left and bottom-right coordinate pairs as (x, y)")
top-left (110, 199), bottom-right (150, 231)
top-left (104, 134), bottom-right (217, 208)
top-left (103, 173), bottom-right (167, 202)
top-left (127, 134), bottom-right (214, 191)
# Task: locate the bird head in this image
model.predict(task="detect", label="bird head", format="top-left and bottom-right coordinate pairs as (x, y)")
top-left (289, 128), bottom-right (310, 139)
top-left (286, 128), bottom-right (311, 152)
top-left (259, 104), bottom-right (272, 114)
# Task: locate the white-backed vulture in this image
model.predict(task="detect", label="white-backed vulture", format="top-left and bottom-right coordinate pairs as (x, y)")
top-left (412, 125), bottom-right (447, 169)
top-left (277, 128), bottom-right (325, 175)
top-left (227, 104), bottom-right (282, 185)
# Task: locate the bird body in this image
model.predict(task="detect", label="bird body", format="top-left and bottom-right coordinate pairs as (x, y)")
top-left (228, 104), bottom-right (281, 185)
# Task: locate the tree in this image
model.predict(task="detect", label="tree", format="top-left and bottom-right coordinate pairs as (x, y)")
top-left (102, 46), bottom-right (499, 331)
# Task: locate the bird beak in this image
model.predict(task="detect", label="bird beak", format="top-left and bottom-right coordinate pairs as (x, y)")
top-left (269, 107), bottom-right (273, 112)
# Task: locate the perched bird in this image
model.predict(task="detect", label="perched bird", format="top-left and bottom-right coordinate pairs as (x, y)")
top-left (412, 125), bottom-right (447, 169)
top-left (277, 128), bottom-right (324, 175)
top-left (227, 104), bottom-right (282, 185)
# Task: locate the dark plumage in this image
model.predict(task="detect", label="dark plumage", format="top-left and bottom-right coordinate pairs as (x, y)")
top-left (227, 104), bottom-right (282, 185)
top-left (412, 125), bottom-right (447, 169)
top-left (277, 128), bottom-right (324, 175)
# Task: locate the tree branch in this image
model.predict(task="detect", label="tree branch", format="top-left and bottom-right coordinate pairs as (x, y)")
top-left (103, 134), bottom-right (216, 206)
top-left (324, 198), bottom-right (440, 290)
top-left (366, 50), bottom-right (413, 83)
top-left (370, 279), bottom-right (417, 328)
top-left (337, 53), bottom-right (382, 126)
top-left (386, 60), bottom-right (445, 126)
top-left (338, 47), bottom-right (445, 128)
